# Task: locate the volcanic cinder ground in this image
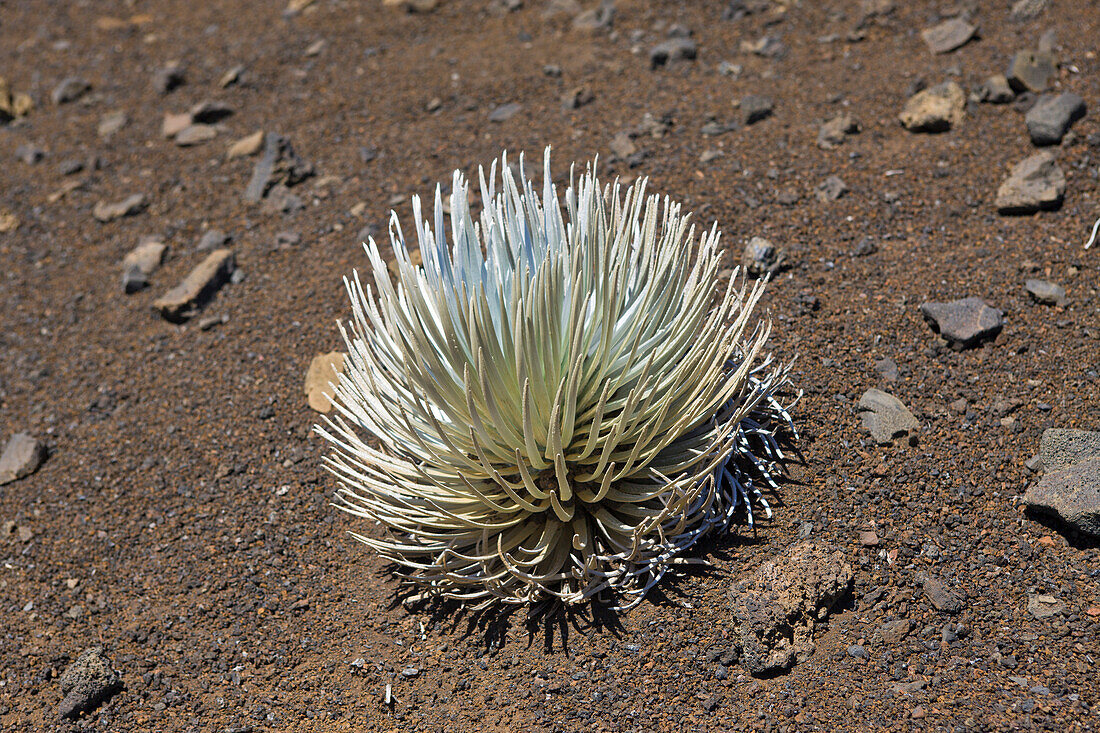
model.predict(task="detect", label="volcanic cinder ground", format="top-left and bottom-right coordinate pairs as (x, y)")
top-left (2, 0), bottom-right (1099, 731)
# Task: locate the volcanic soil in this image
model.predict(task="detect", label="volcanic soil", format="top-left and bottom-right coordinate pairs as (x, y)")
top-left (2, 0), bottom-right (1099, 731)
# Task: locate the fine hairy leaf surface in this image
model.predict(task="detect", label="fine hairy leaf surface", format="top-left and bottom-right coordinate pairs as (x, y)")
top-left (317, 149), bottom-right (794, 608)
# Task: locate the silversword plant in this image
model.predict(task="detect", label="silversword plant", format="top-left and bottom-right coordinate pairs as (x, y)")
top-left (318, 149), bottom-right (794, 608)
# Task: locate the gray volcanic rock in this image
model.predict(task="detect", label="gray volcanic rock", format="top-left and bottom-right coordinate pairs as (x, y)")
top-left (0, 433), bottom-right (46, 485)
top-left (921, 18), bottom-right (976, 54)
top-left (1007, 50), bottom-right (1057, 93)
top-left (1025, 458), bottom-right (1100, 537)
top-left (1039, 428), bottom-right (1100, 472)
top-left (730, 541), bottom-right (852, 677)
top-left (1025, 93), bottom-right (1086, 146)
top-left (858, 388), bottom-right (919, 445)
top-left (59, 647), bottom-right (123, 719)
top-left (995, 152), bottom-right (1065, 214)
top-left (919, 297), bottom-right (1004, 349)
top-left (1025, 278), bottom-right (1066, 306)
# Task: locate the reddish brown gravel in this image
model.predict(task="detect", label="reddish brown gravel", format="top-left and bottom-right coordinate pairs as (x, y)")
top-left (2, 1), bottom-right (1099, 731)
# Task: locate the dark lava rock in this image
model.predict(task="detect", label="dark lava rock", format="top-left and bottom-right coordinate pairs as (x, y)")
top-left (1006, 50), bottom-right (1057, 93)
top-left (58, 647), bottom-right (123, 719)
top-left (244, 133), bottom-right (315, 203)
top-left (0, 433), bottom-right (47, 485)
top-left (741, 95), bottom-right (774, 125)
top-left (742, 236), bottom-right (783, 277)
top-left (995, 151), bottom-right (1065, 214)
top-left (649, 37), bottom-right (697, 68)
top-left (1026, 458), bottom-right (1100, 537)
top-left (730, 541), bottom-right (853, 677)
top-left (857, 388), bottom-right (919, 446)
top-left (919, 297), bottom-right (1004, 349)
top-left (921, 18), bottom-right (976, 54)
top-left (921, 575), bottom-right (964, 613)
top-left (1038, 428), bottom-right (1100, 472)
top-left (1025, 93), bottom-right (1086, 146)
top-left (51, 77), bottom-right (91, 105)
top-left (1025, 278), bottom-right (1066, 306)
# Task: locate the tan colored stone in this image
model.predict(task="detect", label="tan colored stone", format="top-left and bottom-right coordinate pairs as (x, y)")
top-left (153, 249), bottom-right (235, 322)
top-left (227, 130), bottom-right (264, 159)
top-left (162, 111), bottom-right (192, 138)
top-left (899, 82), bottom-right (965, 133)
top-left (304, 352), bottom-right (347, 412)
top-left (123, 240), bottom-right (167, 275)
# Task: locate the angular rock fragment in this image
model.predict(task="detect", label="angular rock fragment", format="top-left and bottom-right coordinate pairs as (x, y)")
top-left (121, 238), bottom-right (167, 294)
top-left (730, 541), bottom-right (853, 676)
top-left (814, 175), bottom-right (848, 202)
top-left (1, 76), bottom-right (34, 122)
top-left (189, 100), bottom-right (233, 124)
top-left (488, 102), bottom-right (522, 122)
top-left (975, 74), bottom-right (1014, 104)
top-left (1026, 593), bottom-right (1065, 618)
top-left (649, 38), bottom-right (697, 68)
top-left (1025, 278), bottom-right (1066, 306)
top-left (93, 194), bottom-right (146, 223)
top-left (15, 143), bottom-right (45, 164)
top-left (152, 61), bottom-right (186, 94)
top-left (59, 647), bottom-right (123, 719)
top-left (97, 110), bottom-right (128, 139)
top-left (921, 18), bottom-right (976, 55)
top-left (244, 133), bottom-right (315, 203)
top-left (899, 82), bottom-right (965, 132)
top-left (162, 111), bottom-right (192, 138)
top-left (921, 575), bottom-right (964, 613)
top-left (305, 352), bottom-right (347, 412)
top-left (51, 77), bottom-right (90, 105)
top-left (0, 433), bottom-right (47, 485)
top-left (1010, 0), bottom-right (1049, 21)
top-left (174, 123), bottom-right (217, 147)
top-left (1025, 93), bottom-right (1086, 146)
top-left (858, 388), bottom-right (919, 446)
top-left (1025, 458), bottom-right (1100, 537)
top-left (742, 236), bottom-right (783, 277)
top-left (920, 297), bottom-right (1004, 349)
top-left (995, 151), bottom-right (1064, 214)
top-left (227, 130), bottom-right (264, 159)
top-left (1006, 50), bottom-right (1056, 93)
top-left (153, 249), bottom-right (235, 322)
top-left (817, 114), bottom-right (859, 149)
top-left (1038, 428), bottom-right (1100, 472)
top-left (741, 95), bottom-right (773, 125)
